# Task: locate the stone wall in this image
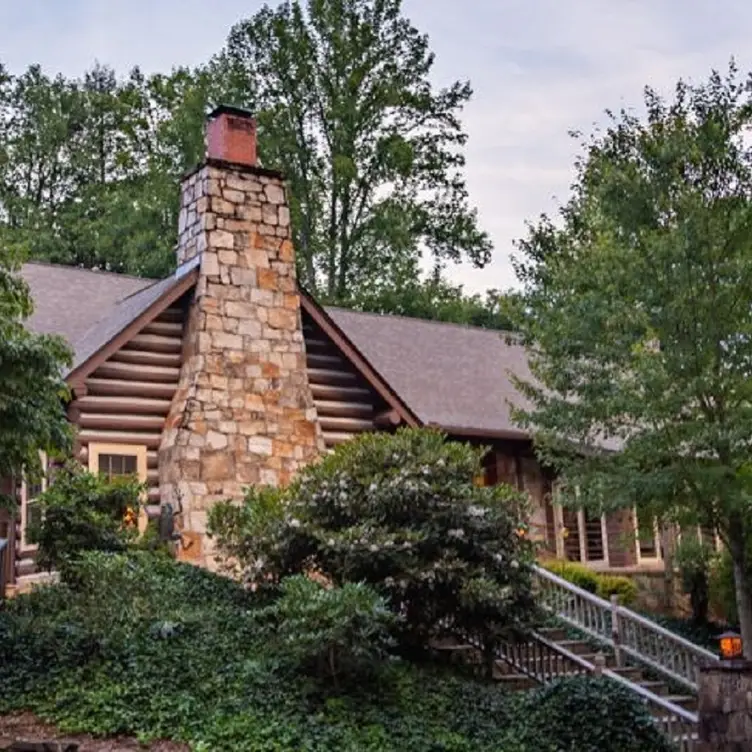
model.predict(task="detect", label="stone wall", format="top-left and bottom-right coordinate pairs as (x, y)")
top-left (159, 160), bottom-right (325, 568)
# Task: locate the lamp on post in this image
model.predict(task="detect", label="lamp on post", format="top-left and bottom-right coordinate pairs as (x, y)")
top-left (718, 631), bottom-right (744, 661)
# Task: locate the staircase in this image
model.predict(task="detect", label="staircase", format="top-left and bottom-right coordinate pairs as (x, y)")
top-left (437, 566), bottom-right (718, 749)
top-left (527, 564), bottom-right (723, 749)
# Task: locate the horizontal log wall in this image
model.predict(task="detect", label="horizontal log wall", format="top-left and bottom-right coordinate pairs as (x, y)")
top-left (74, 305), bottom-right (186, 503)
top-left (302, 312), bottom-right (387, 450)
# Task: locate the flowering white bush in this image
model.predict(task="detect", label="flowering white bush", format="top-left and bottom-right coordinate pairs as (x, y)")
top-left (209, 429), bottom-right (538, 653)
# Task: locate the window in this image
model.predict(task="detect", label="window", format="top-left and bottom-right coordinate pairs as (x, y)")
top-left (98, 453), bottom-right (138, 480)
top-left (635, 508), bottom-right (662, 562)
top-left (19, 452), bottom-right (48, 550)
top-left (88, 444), bottom-right (148, 531)
top-left (551, 483), bottom-right (609, 565)
top-left (88, 443), bottom-right (147, 483)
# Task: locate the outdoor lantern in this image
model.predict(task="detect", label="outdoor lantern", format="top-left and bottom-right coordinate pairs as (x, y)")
top-left (718, 631), bottom-right (744, 660)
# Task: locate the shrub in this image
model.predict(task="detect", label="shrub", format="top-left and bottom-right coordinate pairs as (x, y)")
top-left (1, 554), bottom-right (672, 751)
top-left (210, 428), bottom-right (538, 654)
top-left (542, 560), bottom-right (599, 593)
top-left (675, 535), bottom-right (715, 624)
top-left (542, 561), bottom-right (637, 606)
top-left (596, 575), bottom-right (637, 606)
top-left (253, 575), bottom-right (397, 685)
top-left (710, 548), bottom-right (740, 626)
top-left (505, 675), bottom-right (673, 752)
top-left (29, 461), bottom-right (143, 571)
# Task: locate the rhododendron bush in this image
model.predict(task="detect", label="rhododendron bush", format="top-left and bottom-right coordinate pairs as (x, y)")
top-left (209, 429), bottom-right (538, 653)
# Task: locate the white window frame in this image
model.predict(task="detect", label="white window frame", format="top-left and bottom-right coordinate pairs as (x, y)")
top-left (88, 443), bottom-right (148, 532)
top-left (634, 508), bottom-right (663, 563)
top-left (19, 452), bottom-right (48, 551)
top-left (552, 485), bottom-right (609, 566)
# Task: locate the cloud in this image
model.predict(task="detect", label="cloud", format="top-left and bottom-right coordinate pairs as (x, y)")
top-left (3, 0), bottom-right (752, 293)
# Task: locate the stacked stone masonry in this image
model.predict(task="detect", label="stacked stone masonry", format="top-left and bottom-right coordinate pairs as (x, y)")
top-left (159, 162), bottom-right (325, 567)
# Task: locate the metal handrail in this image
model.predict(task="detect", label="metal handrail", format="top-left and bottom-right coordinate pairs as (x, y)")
top-left (534, 564), bottom-right (719, 691)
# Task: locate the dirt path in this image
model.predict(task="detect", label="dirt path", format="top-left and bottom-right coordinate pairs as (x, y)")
top-left (0, 713), bottom-right (189, 751)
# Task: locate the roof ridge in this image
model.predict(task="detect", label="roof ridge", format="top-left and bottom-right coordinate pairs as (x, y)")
top-left (22, 260), bottom-right (157, 284)
top-left (324, 304), bottom-right (520, 338)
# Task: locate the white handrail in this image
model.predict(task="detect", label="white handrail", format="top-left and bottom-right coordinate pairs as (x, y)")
top-left (534, 564), bottom-right (719, 692)
top-left (496, 631), bottom-right (697, 750)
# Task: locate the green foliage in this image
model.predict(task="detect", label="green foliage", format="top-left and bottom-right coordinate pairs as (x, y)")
top-left (596, 575), bottom-right (637, 606)
top-left (253, 575), bottom-right (397, 683)
top-left (542, 560), bottom-right (599, 593)
top-left (29, 462), bottom-right (144, 571)
top-left (217, 0), bottom-right (491, 300)
top-left (341, 275), bottom-right (521, 330)
top-left (675, 535), bottom-right (716, 624)
top-left (513, 62), bottom-right (752, 650)
top-left (0, 552), bottom-right (671, 751)
top-left (506, 676), bottom-right (672, 752)
top-left (0, 248), bottom-right (72, 490)
top-left (542, 560), bottom-right (637, 605)
top-left (1, 6), bottom-right (497, 321)
top-left (210, 428), bottom-right (538, 655)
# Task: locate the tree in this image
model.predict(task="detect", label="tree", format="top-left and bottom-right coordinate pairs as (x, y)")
top-left (342, 271), bottom-right (521, 330)
top-left (0, 247), bottom-right (72, 497)
top-left (216, 0), bottom-right (492, 300)
top-left (512, 64), bottom-right (752, 653)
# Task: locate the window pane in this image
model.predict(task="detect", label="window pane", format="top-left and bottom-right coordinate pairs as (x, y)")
top-left (636, 509), bottom-right (658, 557)
top-left (98, 454), bottom-right (138, 480)
top-left (27, 502), bottom-right (43, 530)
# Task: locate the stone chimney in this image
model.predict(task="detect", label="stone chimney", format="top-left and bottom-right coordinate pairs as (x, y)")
top-left (160, 105), bottom-right (324, 568)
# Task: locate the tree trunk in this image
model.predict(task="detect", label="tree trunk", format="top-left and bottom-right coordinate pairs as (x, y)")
top-left (732, 557), bottom-right (752, 658)
top-left (728, 522), bottom-right (752, 658)
top-left (660, 525), bottom-right (675, 613)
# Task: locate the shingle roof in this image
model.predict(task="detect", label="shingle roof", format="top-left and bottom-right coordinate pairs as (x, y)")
top-left (22, 260), bottom-right (199, 375)
top-left (22, 263), bottom-right (151, 345)
top-left (327, 308), bottom-right (533, 439)
top-left (19, 262), bottom-right (533, 438)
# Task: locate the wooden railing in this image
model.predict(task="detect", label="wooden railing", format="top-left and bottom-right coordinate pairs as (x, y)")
top-left (497, 632), bottom-right (698, 751)
top-left (534, 564), bottom-right (719, 692)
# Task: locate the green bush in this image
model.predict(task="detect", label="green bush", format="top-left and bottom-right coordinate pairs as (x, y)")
top-left (542, 561), bottom-right (637, 605)
top-left (253, 575), bottom-right (397, 684)
top-left (506, 675), bottom-right (672, 752)
top-left (210, 428), bottom-right (538, 655)
top-left (596, 575), bottom-right (638, 606)
top-left (0, 552), bottom-right (672, 751)
top-left (542, 560), bottom-right (599, 593)
top-left (710, 548), bottom-right (739, 626)
top-left (29, 461), bottom-right (143, 571)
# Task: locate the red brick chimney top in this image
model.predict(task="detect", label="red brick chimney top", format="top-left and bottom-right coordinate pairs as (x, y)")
top-left (206, 105), bottom-right (257, 168)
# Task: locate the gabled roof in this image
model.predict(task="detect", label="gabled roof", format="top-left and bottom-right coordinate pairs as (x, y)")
top-left (19, 262), bottom-right (533, 440)
top-left (23, 260), bottom-right (199, 382)
top-left (327, 308), bottom-right (533, 440)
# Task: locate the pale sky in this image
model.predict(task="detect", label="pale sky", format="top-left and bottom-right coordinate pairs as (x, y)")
top-left (1, 0), bottom-right (751, 293)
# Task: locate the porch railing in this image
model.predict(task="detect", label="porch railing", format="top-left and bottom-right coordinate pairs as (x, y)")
top-left (498, 632), bottom-right (698, 751)
top-left (534, 564), bottom-right (719, 692)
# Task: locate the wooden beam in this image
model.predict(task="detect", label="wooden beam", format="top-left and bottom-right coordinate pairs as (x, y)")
top-left (374, 408), bottom-right (402, 428)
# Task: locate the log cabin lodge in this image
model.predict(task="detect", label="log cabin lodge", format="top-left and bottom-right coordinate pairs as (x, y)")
top-left (0, 106), bottom-right (697, 594)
